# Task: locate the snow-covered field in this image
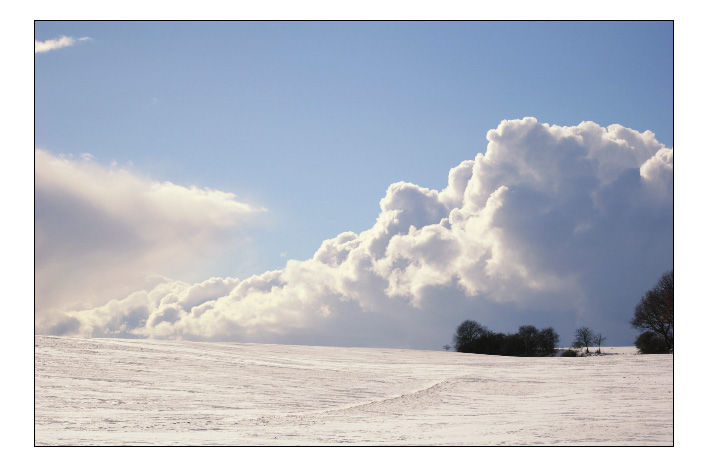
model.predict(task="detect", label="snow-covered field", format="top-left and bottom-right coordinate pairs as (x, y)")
top-left (34, 335), bottom-right (673, 446)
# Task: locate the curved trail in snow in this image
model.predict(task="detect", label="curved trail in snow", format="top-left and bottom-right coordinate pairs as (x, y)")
top-left (34, 336), bottom-right (673, 446)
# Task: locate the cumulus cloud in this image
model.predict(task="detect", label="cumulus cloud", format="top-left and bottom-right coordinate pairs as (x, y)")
top-left (35, 150), bottom-right (265, 333)
top-left (40, 119), bottom-right (673, 348)
top-left (35, 35), bottom-right (91, 54)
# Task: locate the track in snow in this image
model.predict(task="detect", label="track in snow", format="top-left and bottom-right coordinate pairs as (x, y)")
top-left (34, 335), bottom-right (673, 446)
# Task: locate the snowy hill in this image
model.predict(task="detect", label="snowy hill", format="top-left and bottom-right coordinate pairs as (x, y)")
top-left (34, 335), bottom-right (673, 446)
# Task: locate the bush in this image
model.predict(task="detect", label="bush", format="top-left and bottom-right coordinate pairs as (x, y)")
top-left (560, 349), bottom-right (578, 357)
top-left (634, 331), bottom-right (671, 354)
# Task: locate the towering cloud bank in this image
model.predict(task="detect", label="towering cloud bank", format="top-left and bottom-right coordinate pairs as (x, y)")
top-left (37, 118), bottom-right (673, 348)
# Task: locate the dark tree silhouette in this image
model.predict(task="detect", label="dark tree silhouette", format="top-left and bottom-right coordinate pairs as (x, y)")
top-left (593, 333), bottom-right (606, 353)
top-left (572, 327), bottom-right (595, 353)
top-left (538, 327), bottom-right (560, 356)
top-left (453, 320), bottom-right (488, 352)
top-left (452, 320), bottom-right (559, 356)
top-left (500, 333), bottom-right (525, 356)
top-left (634, 331), bottom-right (670, 354)
top-left (631, 270), bottom-right (673, 352)
top-left (473, 330), bottom-right (506, 355)
top-left (517, 325), bottom-right (540, 356)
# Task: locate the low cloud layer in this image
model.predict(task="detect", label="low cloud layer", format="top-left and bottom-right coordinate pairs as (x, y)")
top-left (35, 35), bottom-right (91, 54)
top-left (37, 118), bottom-right (673, 348)
top-left (35, 150), bottom-right (264, 332)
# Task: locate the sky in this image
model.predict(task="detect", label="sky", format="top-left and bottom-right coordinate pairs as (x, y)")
top-left (34, 20), bottom-right (674, 349)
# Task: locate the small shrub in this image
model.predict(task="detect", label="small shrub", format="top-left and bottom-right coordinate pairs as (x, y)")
top-left (634, 331), bottom-right (670, 354)
top-left (560, 349), bottom-right (578, 357)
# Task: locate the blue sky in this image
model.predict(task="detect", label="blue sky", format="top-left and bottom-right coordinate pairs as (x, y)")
top-left (34, 21), bottom-right (673, 348)
top-left (35, 21), bottom-right (673, 272)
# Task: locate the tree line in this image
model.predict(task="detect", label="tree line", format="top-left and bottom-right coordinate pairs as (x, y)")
top-left (448, 269), bottom-right (673, 356)
top-left (451, 321), bottom-right (559, 356)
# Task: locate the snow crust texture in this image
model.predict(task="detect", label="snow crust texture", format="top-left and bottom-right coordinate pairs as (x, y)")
top-left (34, 336), bottom-right (673, 446)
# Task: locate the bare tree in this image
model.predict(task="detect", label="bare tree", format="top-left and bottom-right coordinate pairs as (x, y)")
top-left (572, 327), bottom-right (595, 353)
top-left (631, 270), bottom-right (673, 352)
top-left (593, 333), bottom-right (606, 354)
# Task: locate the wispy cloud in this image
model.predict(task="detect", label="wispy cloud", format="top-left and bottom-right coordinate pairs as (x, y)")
top-left (35, 35), bottom-right (91, 54)
top-left (34, 150), bottom-right (266, 333)
top-left (39, 119), bottom-right (673, 348)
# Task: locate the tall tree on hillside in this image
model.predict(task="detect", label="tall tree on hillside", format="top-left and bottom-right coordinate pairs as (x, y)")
top-left (631, 270), bottom-right (673, 352)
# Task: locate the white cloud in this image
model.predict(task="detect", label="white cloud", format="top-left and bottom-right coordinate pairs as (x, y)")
top-left (35, 35), bottom-right (91, 54)
top-left (35, 150), bottom-right (265, 333)
top-left (40, 119), bottom-right (673, 348)
top-left (640, 147), bottom-right (674, 187)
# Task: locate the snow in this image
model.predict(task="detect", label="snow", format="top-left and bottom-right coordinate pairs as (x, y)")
top-left (34, 335), bottom-right (673, 446)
